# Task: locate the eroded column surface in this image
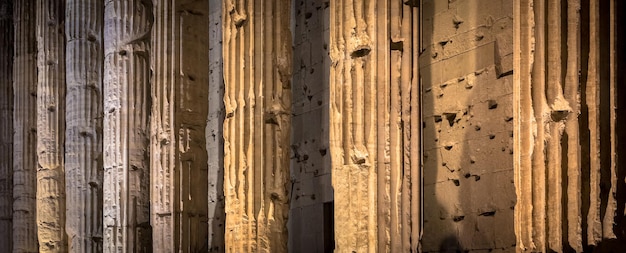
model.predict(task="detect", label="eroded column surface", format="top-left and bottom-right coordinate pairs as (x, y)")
top-left (207, 0), bottom-right (225, 251)
top-left (222, 1), bottom-right (292, 252)
top-left (329, 0), bottom-right (420, 252)
top-left (36, 0), bottom-right (67, 251)
top-left (0, 0), bottom-right (13, 251)
top-left (514, 0), bottom-right (619, 251)
top-left (150, 0), bottom-right (209, 252)
top-left (13, 0), bottom-right (39, 252)
top-left (103, 0), bottom-right (152, 251)
top-left (65, 0), bottom-right (103, 252)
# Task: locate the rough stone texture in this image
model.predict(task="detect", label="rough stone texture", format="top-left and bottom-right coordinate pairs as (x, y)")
top-left (288, 0), bottom-right (333, 252)
top-left (222, 0), bottom-right (292, 252)
top-left (36, 0), bottom-right (67, 251)
top-left (513, 0), bottom-right (622, 251)
top-left (150, 0), bottom-right (209, 252)
top-left (64, 0), bottom-right (104, 252)
top-left (329, 0), bottom-right (420, 252)
top-left (207, 0), bottom-right (225, 251)
top-left (12, 0), bottom-right (39, 252)
top-left (103, 0), bottom-right (153, 251)
top-left (421, 0), bottom-right (515, 252)
top-left (0, 0), bottom-right (13, 251)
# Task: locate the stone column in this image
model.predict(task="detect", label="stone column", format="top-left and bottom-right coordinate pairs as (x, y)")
top-left (65, 0), bottom-right (103, 252)
top-left (103, 0), bottom-right (153, 252)
top-left (222, 0), bottom-right (292, 252)
top-left (207, 0), bottom-right (225, 251)
top-left (513, 0), bottom-right (618, 251)
top-left (35, 0), bottom-right (67, 251)
top-left (150, 0), bottom-right (209, 252)
top-left (12, 0), bottom-right (39, 251)
top-left (329, 0), bottom-right (419, 252)
top-left (0, 0), bottom-right (13, 251)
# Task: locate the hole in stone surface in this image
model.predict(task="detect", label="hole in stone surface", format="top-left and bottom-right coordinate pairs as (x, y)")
top-left (350, 47), bottom-right (371, 58)
top-left (488, 100), bottom-right (498, 109)
top-left (87, 34), bottom-right (97, 42)
top-left (452, 179), bottom-right (460, 186)
top-left (434, 115), bottom-right (442, 123)
top-left (444, 113), bottom-right (457, 126)
top-left (265, 116), bottom-right (278, 125)
top-left (319, 149), bottom-right (327, 156)
top-left (118, 50), bottom-right (127, 56)
top-left (453, 215), bottom-right (465, 222)
top-left (390, 40), bottom-right (404, 51)
top-left (404, 0), bottom-right (419, 7)
top-left (551, 110), bottom-right (569, 122)
top-left (479, 210), bottom-right (496, 216)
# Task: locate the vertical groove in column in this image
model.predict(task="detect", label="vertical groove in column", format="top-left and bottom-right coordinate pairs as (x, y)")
top-left (410, 0), bottom-right (421, 250)
top-left (514, 0), bottom-right (535, 251)
top-left (222, 0), bottom-right (292, 252)
top-left (515, 0), bottom-right (624, 250)
top-left (36, 0), bottom-right (67, 250)
top-left (103, 0), bottom-right (153, 252)
top-left (12, 0), bottom-right (39, 252)
top-left (604, 0), bottom-right (618, 241)
top-left (331, 0), bottom-right (419, 252)
top-left (150, 0), bottom-right (209, 252)
top-left (586, 0), bottom-right (602, 245)
top-left (531, 0), bottom-right (548, 250)
top-left (374, 1), bottom-right (388, 251)
top-left (546, 0), bottom-right (567, 251)
top-left (65, 0), bottom-right (103, 252)
top-left (565, 0), bottom-right (583, 251)
top-left (0, 0), bottom-right (13, 251)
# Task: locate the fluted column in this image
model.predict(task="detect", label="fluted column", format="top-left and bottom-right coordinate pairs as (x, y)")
top-left (0, 0), bottom-right (13, 251)
top-left (329, 0), bottom-right (420, 252)
top-left (222, 0), bottom-right (292, 252)
top-left (103, 0), bottom-right (153, 252)
top-left (13, 0), bottom-right (39, 251)
top-left (513, 0), bottom-right (619, 251)
top-left (35, 0), bottom-right (67, 251)
top-left (150, 0), bottom-right (209, 252)
top-left (65, 1), bottom-right (103, 252)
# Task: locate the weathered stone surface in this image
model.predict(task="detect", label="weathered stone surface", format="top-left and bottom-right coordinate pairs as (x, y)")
top-left (207, 0), bottom-right (225, 251)
top-left (421, 1), bottom-right (515, 252)
top-left (288, 0), bottom-right (333, 252)
top-left (35, 0), bottom-right (67, 251)
top-left (222, 0), bottom-right (292, 252)
top-left (12, 0), bottom-right (39, 252)
top-left (0, 0), bottom-right (13, 251)
top-left (103, 0), bottom-right (153, 251)
top-left (513, 0), bottom-right (621, 251)
top-left (150, 0), bottom-right (209, 252)
top-left (329, 0), bottom-right (420, 252)
top-left (64, 0), bottom-right (104, 252)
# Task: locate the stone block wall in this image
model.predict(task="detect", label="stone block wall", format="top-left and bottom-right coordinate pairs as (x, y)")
top-left (420, 0), bottom-right (516, 252)
top-left (288, 0), bottom-right (333, 252)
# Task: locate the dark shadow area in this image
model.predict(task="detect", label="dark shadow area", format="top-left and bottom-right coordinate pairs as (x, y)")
top-left (288, 0), bottom-right (333, 252)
